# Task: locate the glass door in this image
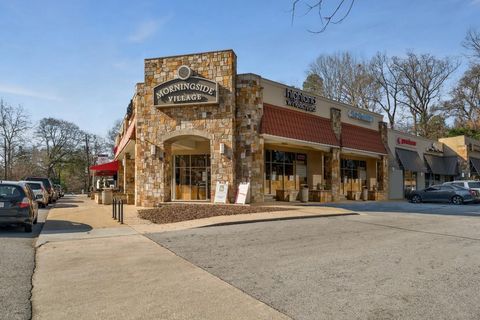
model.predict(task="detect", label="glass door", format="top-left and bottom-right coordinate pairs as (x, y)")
top-left (174, 154), bottom-right (210, 201)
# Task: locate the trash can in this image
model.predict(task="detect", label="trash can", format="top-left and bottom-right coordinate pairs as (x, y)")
top-left (361, 187), bottom-right (368, 201)
top-left (300, 185), bottom-right (309, 203)
top-left (102, 189), bottom-right (113, 205)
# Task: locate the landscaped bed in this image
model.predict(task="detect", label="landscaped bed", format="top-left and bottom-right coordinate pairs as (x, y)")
top-left (138, 204), bottom-right (295, 224)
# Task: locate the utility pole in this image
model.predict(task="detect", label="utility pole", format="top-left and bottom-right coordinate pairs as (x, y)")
top-left (85, 134), bottom-right (90, 192)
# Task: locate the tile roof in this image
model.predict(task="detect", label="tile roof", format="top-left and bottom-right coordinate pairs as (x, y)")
top-left (261, 104), bottom-right (340, 146)
top-left (341, 122), bottom-right (387, 154)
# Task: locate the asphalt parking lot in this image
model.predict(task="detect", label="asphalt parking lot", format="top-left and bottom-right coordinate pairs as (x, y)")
top-left (0, 206), bottom-right (49, 320)
top-left (149, 202), bottom-right (480, 320)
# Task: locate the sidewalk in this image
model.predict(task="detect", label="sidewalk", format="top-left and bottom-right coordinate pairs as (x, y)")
top-left (32, 196), bottom-right (355, 319)
top-left (32, 196), bottom-right (291, 320)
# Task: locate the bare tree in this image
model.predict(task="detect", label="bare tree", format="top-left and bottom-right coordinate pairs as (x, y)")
top-left (393, 52), bottom-right (459, 137)
top-left (0, 100), bottom-right (30, 179)
top-left (463, 28), bottom-right (480, 60)
top-left (307, 52), bottom-right (380, 112)
top-left (443, 64), bottom-right (480, 130)
top-left (106, 118), bottom-right (122, 156)
top-left (291, 0), bottom-right (355, 33)
top-left (303, 73), bottom-right (324, 96)
top-left (36, 118), bottom-right (83, 178)
top-left (369, 53), bottom-right (404, 129)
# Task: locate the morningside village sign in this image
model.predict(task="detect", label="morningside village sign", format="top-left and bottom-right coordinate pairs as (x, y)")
top-left (154, 66), bottom-right (219, 107)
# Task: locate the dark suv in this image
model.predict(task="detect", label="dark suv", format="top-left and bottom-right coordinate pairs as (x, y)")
top-left (0, 181), bottom-right (38, 232)
top-left (25, 177), bottom-right (55, 204)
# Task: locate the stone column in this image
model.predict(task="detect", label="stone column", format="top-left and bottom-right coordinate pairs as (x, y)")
top-left (330, 148), bottom-right (341, 201)
top-left (378, 122), bottom-right (389, 199)
top-left (161, 143), bottom-right (172, 202)
top-left (330, 108), bottom-right (342, 142)
top-left (117, 159), bottom-right (124, 191)
top-left (124, 154), bottom-right (135, 204)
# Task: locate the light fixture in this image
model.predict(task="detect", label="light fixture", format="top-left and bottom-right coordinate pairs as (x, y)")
top-left (150, 144), bottom-right (156, 156)
top-left (219, 143), bottom-right (225, 154)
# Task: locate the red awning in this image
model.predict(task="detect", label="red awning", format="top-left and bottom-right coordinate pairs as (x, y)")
top-left (115, 117), bottom-right (136, 159)
top-left (341, 123), bottom-right (387, 154)
top-left (260, 104), bottom-right (340, 147)
top-left (90, 160), bottom-right (119, 176)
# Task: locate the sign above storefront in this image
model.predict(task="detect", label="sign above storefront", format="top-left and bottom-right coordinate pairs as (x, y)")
top-left (285, 88), bottom-right (316, 112)
top-left (153, 66), bottom-right (218, 107)
top-left (348, 110), bottom-right (374, 123)
top-left (397, 137), bottom-right (417, 146)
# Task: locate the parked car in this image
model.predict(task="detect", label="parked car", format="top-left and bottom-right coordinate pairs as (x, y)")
top-left (443, 180), bottom-right (480, 200)
top-left (408, 184), bottom-right (476, 205)
top-left (0, 181), bottom-right (38, 232)
top-left (21, 181), bottom-right (49, 208)
top-left (24, 177), bottom-right (56, 204)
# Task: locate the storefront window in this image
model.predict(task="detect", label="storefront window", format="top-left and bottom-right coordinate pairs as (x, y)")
top-left (341, 159), bottom-right (367, 197)
top-left (174, 154), bottom-right (210, 201)
top-left (425, 173), bottom-right (441, 187)
top-left (404, 170), bottom-right (417, 197)
top-left (264, 150), bottom-right (308, 195)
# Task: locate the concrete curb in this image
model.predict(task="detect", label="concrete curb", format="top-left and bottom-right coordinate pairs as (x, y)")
top-left (197, 212), bottom-right (359, 228)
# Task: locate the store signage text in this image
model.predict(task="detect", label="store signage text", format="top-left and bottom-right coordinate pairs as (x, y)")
top-left (154, 66), bottom-right (218, 107)
top-left (397, 138), bottom-right (417, 146)
top-left (348, 110), bottom-right (374, 123)
top-left (285, 88), bottom-right (316, 112)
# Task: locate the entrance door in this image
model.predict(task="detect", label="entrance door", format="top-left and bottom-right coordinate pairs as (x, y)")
top-left (173, 154), bottom-right (210, 201)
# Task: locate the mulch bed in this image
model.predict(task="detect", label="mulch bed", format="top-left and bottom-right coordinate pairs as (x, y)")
top-left (138, 204), bottom-right (295, 224)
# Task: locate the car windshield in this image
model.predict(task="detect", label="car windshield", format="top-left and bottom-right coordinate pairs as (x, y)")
top-left (26, 183), bottom-right (42, 190)
top-left (468, 182), bottom-right (480, 188)
top-left (0, 185), bottom-right (23, 199)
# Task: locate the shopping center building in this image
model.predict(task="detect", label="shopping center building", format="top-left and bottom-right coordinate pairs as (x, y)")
top-left (113, 49), bottom-right (389, 206)
top-left (387, 130), bottom-right (458, 199)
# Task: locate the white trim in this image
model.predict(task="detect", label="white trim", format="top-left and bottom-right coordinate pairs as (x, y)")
top-left (341, 147), bottom-right (385, 158)
top-left (261, 134), bottom-right (339, 151)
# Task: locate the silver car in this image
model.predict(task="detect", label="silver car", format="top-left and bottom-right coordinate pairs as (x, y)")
top-left (21, 181), bottom-right (49, 208)
top-left (443, 180), bottom-right (480, 200)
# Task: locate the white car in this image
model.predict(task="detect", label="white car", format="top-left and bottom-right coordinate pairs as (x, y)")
top-left (21, 181), bottom-right (49, 208)
top-left (443, 180), bottom-right (480, 200)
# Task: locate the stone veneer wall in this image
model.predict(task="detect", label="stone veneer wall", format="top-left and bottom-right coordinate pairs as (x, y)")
top-left (329, 108), bottom-right (342, 201)
top-left (378, 122), bottom-right (389, 197)
top-left (235, 74), bottom-right (264, 203)
top-left (135, 50), bottom-right (237, 206)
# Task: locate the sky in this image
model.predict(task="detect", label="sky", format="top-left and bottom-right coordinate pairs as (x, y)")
top-left (0, 0), bottom-right (479, 137)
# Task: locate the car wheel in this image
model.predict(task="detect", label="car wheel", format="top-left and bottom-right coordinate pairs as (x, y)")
top-left (451, 195), bottom-right (463, 205)
top-left (24, 222), bottom-right (32, 233)
top-left (411, 195), bottom-right (422, 203)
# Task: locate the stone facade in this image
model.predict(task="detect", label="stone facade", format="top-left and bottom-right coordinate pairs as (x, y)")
top-left (112, 49), bottom-right (393, 206)
top-left (135, 50), bottom-right (237, 206)
top-left (235, 74), bottom-right (264, 203)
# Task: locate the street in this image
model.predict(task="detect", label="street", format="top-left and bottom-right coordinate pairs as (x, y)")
top-left (0, 205), bottom-right (50, 320)
top-left (149, 202), bottom-right (480, 320)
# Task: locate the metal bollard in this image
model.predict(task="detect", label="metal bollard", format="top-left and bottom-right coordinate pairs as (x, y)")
top-left (112, 198), bottom-right (116, 219)
top-left (120, 199), bottom-right (124, 224)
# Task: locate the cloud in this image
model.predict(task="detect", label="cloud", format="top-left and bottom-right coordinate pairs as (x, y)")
top-left (0, 83), bottom-right (62, 102)
top-left (128, 16), bottom-right (170, 43)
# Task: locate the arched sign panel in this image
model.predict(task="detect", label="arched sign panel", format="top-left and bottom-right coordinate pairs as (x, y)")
top-left (153, 66), bottom-right (219, 107)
